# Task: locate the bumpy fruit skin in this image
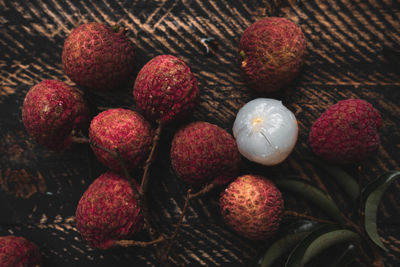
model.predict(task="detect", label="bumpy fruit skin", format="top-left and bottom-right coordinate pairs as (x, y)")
top-left (219, 175), bottom-right (284, 240)
top-left (62, 23), bottom-right (135, 91)
top-left (89, 108), bottom-right (154, 172)
top-left (22, 80), bottom-right (89, 150)
top-left (309, 99), bottom-right (382, 164)
top-left (171, 122), bottom-right (241, 186)
top-left (134, 55), bottom-right (199, 124)
top-left (239, 17), bottom-right (306, 93)
top-left (75, 172), bottom-right (143, 249)
top-left (0, 236), bottom-right (42, 267)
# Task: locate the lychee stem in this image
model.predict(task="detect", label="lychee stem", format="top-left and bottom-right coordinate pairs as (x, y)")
top-left (162, 183), bottom-right (216, 263)
top-left (114, 236), bottom-right (165, 248)
top-left (139, 122), bottom-right (163, 257)
top-left (114, 148), bottom-right (140, 200)
top-left (162, 189), bottom-right (192, 263)
top-left (283, 210), bottom-right (334, 224)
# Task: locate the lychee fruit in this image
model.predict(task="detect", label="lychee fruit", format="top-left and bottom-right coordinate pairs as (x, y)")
top-left (309, 99), bottom-right (382, 164)
top-left (22, 80), bottom-right (89, 150)
top-left (75, 172), bottom-right (143, 249)
top-left (171, 122), bottom-right (241, 186)
top-left (239, 17), bottom-right (307, 93)
top-left (62, 22), bottom-right (135, 91)
top-left (134, 55), bottom-right (199, 124)
top-left (89, 108), bottom-right (154, 172)
top-left (0, 235), bottom-right (42, 266)
top-left (219, 174), bottom-right (284, 240)
top-left (233, 98), bottom-right (298, 166)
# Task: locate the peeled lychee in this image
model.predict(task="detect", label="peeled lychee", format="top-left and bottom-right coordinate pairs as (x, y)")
top-left (89, 108), bottom-right (154, 172)
top-left (0, 236), bottom-right (42, 266)
top-left (233, 98), bottom-right (298, 166)
top-left (171, 122), bottom-right (241, 186)
top-left (134, 55), bottom-right (199, 124)
top-left (62, 22), bottom-right (135, 91)
top-left (239, 17), bottom-right (306, 93)
top-left (219, 175), bottom-right (284, 240)
top-left (75, 172), bottom-right (143, 249)
top-left (309, 99), bottom-right (382, 164)
top-left (22, 80), bottom-right (89, 150)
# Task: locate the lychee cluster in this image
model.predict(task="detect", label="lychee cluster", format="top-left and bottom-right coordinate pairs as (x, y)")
top-left (219, 175), bottom-right (284, 240)
top-left (171, 122), bottom-right (241, 186)
top-left (309, 99), bottom-right (382, 164)
top-left (89, 108), bottom-right (154, 172)
top-left (62, 23), bottom-right (135, 91)
top-left (134, 55), bottom-right (199, 124)
top-left (239, 17), bottom-right (307, 93)
top-left (22, 79), bottom-right (89, 150)
top-left (75, 172), bottom-right (143, 249)
top-left (0, 236), bottom-right (42, 267)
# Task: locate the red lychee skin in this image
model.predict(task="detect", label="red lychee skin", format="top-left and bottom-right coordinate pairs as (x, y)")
top-left (309, 99), bottom-right (382, 164)
top-left (0, 236), bottom-right (42, 267)
top-left (239, 17), bottom-right (307, 93)
top-left (219, 175), bottom-right (284, 240)
top-left (89, 108), bottom-right (154, 172)
top-left (171, 122), bottom-right (241, 186)
top-left (134, 55), bottom-right (199, 124)
top-left (75, 172), bottom-right (143, 249)
top-left (22, 80), bottom-right (89, 150)
top-left (62, 23), bottom-right (135, 91)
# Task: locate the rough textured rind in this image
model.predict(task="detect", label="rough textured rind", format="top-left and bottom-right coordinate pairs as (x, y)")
top-left (75, 172), bottom-right (143, 249)
top-left (62, 23), bottom-right (135, 91)
top-left (22, 80), bottom-right (89, 150)
top-left (171, 122), bottom-right (241, 186)
top-left (309, 99), bottom-right (382, 164)
top-left (0, 236), bottom-right (42, 267)
top-left (134, 55), bottom-right (199, 124)
top-left (89, 108), bottom-right (154, 172)
top-left (239, 17), bottom-right (306, 93)
top-left (219, 175), bottom-right (284, 240)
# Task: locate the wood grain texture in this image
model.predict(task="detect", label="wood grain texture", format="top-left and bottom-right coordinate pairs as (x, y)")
top-left (0, 0), bottom-right (399, 266)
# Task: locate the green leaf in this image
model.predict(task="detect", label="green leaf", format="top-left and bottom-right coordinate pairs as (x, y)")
top-left (329, 243), bottom-right (360, 267)
top-left (363, 170), bottom-right (400, 251)
top-left (285, 224), bottom-right (338, 267)
top-left (276, 177), bottom-right (345, 224)
top-left (286, 225), bottom-right (361, 267)
top-left (304, 157), bottom-right (359, 201)
top-left (260, 232), bottom-right (309, 267)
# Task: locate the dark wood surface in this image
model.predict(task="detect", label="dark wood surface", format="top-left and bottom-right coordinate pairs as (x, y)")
top-left (0, 0), bottom-right (399, 266)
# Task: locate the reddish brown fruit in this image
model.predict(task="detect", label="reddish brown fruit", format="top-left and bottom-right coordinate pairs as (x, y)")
top-left (89, 108), bottom-right (154, 172)
top-left (62, 23), bottom-right (135, 91)
top-left (22, 80), bottom-right (89, 150)
top-left (75, 172), bottom-right (143, 249)
top-left (239, 17), bottom-right (306, 93)
top-left (0, 236), bottom-right (42, 266)
top-left (134, 55), bottom-right (199, 124)
top-left (219, 175), bottom-right (284, 240)
top-left (171, 122), bottom-right (241, 186)
top-left (309, 99), bottom-right (382, 164)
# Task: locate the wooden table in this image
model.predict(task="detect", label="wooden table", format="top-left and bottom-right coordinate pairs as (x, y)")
top-left (1, 0), bottom-right (399, 266)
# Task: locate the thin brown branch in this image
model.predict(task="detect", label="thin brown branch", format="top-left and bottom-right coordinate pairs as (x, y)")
top-left (162, 189), bottom-right (192, 262)
top-left (161, 182), bottom-right (216, 263)
top-left (140, 122), bottom-right (163, 193)
top-left (284, 210), bottom-right (335, 224)
top-left (71, 135), bottom-right (90, 144)
top-left (114, 148), bottom-right (140, 201)
top-left (189, 183), bottom-right (216, 199)
top-left (138, 122), bottom-right (163, 258)
top-left (357, 165), bottom-right (364, 227)
top-left (114, 236), bottom-right (165, 248)
top-left (90, 140), bottom-right (118, 157)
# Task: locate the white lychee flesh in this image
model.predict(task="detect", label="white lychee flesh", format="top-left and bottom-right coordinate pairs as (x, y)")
top-left (233, 98), bottom-right (298, 166)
